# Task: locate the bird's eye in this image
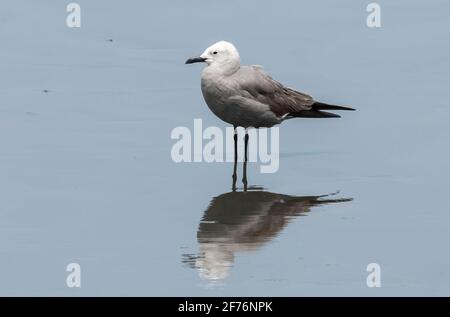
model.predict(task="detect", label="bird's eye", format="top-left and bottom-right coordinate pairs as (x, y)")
top-left (213, 51), bottom-right (218, 55)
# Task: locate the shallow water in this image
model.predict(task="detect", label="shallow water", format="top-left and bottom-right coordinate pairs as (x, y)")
top-left (0, 1), bottom-right (449, 295)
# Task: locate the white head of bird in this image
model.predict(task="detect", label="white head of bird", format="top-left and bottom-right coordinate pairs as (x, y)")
top-left (186, 41), bottom-right (240, 75)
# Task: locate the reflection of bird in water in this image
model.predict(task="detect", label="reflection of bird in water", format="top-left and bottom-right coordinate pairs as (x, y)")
top-left (183, 189), bottom-right (352, 282)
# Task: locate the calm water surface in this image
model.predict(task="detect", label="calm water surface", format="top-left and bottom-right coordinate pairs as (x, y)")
top-left (0, 1), bottom-right (449, 295)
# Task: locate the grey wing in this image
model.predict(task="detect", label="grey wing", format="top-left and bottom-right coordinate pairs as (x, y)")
top-left (233, 66), bottom-right (315, 117)
top-left (226, 95), bottom-right (282, 127)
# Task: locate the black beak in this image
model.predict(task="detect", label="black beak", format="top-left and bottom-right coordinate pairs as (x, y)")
top-left (185, 57), bottom-right (206, 64)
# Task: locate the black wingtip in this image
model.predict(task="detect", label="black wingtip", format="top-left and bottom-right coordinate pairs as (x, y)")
top-left (313, 102), bottom-right (355, 111)
top-left (318, 111), bottom-right (341, 118)
top-left (289, 110), bottom-right (341, 118)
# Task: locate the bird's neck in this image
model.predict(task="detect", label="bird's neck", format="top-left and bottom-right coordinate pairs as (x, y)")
top-left (205, 61), bottom-right (240, 77)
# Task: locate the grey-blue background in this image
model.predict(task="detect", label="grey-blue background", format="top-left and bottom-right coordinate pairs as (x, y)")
top-left (0, 0), bottom-right (449, 295)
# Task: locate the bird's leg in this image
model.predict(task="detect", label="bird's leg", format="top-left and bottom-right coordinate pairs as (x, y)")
top-left (242, 130), bottom-right (249, 192)
top-left (232, 126), bottom-right (238, 191)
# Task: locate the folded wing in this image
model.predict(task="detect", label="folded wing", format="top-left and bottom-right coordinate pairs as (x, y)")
top-left (232, 66), bottom-right (354, 119)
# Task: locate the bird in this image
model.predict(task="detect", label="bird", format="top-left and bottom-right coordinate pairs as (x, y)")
top-left (185, 41), bottom-right (355, 190)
